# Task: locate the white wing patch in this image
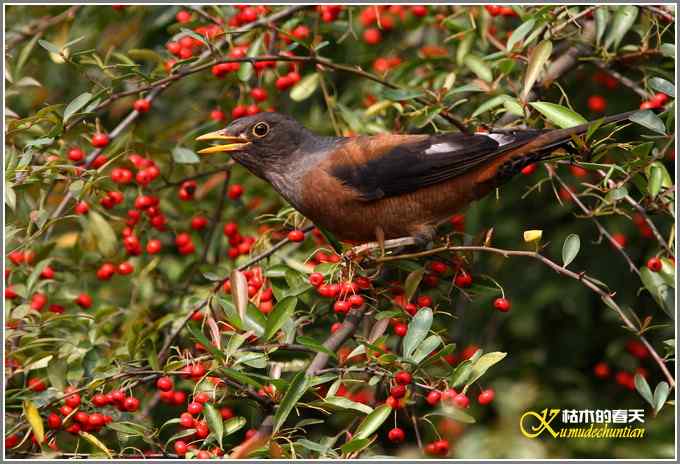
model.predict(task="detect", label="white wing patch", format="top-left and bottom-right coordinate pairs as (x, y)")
top-left (424, 143), bottom-right (460, 154)
top-left (486, 133), bottom-right (515, 146)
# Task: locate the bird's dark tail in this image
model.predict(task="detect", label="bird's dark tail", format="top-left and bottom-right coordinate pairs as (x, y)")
top-left (493, 110), bottom-right (640, 182)
top-left (529, 109), bottom-right (640, 152)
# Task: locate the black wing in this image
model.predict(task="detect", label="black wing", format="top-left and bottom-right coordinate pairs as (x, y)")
top-left (330, 131), bottom-right (541, 201)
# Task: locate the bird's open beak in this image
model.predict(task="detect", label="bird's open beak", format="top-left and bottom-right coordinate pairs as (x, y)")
top-left (195, 130), bottom-right (251, 155)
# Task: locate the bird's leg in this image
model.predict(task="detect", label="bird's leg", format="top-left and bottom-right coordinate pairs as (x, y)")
top-left (349, 236), bottom-right (421, 257)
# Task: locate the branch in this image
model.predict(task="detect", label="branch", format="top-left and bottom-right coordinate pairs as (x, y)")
top-left (550, 168), bottom-right (642, 277)
top-left (593, 62), bottom-right (649, 99)
top-left (6, 6), bottom-right (81, 49)
top-left (375, 245), bottom-right (675, 389)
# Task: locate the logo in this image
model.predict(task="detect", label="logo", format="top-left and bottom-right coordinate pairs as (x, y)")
top-left (520, 408), bottom-right (646, 439)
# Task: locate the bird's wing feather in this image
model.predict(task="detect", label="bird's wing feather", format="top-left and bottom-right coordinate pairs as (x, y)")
top-left (330, 131), bottom-right (542, 201)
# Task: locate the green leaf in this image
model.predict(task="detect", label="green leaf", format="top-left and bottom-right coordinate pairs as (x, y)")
top-left (264, 296), bottom-right (297, 340)
top-left (403, 269), bottom-right (424, 302)
top-left (639, 267), bottom-right (674, 318)
top-left (107, 421), bottom-right (150, 436)
top-left (381, 88), bottom-right (425, 101)
top-left (402, 307), bottom-right (433, 361)
top-left (273, 371), bottom-right (311, 433)
top-left (231, 269), bottom-right (249, 324)
top-left (530, 101), bottom-right (587, 128)
top-left (38, 39), bottom-right (62, 55)
top-left (340, 438), bottom-right (372, 454)
top-left (323, 396), bottom-right (373, 415)
top-left (604, 6), bottom-right (639, 50)
top-left (465, 351), bottom-right (507, 387)
top-left (660, 43), bottom-right (675, 58)
top-left (428, 407), bottom-right (476, 424)
top-left (629, 110), bottom-right (666, 135)
top-left (172, 147), bottom-right (200, 164)
top-left (88, 210), bottom-right (117, 257)
top-left (63, 92), bottom-right (92, 123)
top-left (354, 404), bottom-right (391, 440)
top-left (296, 335), bottom-right (336, 359)
top-left (562, 234), bottom-right (580, 267)
top-left (410, 334), bottom-right (442, 365)
top-left (648, 77), bottom-right (675, 98)
top-left (450, 359), bottom-right (473, 387)
top-left (506, 18), bottom-right (536, 51)
top-left (606, 186), bottom-right (629, 203)
top-left (647, 163), bottom-right (663, 198)
top-left (463, 55), bottom-right (492, 82)
top-left (471, 95), bottom-right (511, 118)
top-left (634, 373), bottom-right (654, 407)
top-left (187, 323), bottom-right (225, 362)
top-left (594, 7), bottom-right (610, 45)
top-left (653, 381), bottom-right (670, 414)
top-left (522, 40), bottom-right (552, 100)
top-left (224, 416), bottom-right (246, 435)
top-left (204, 403), bottom-right (224, 444)
top-left (290, 73), bottom-right (320, 101)
top-left (46, 356), bottom-right (67, 391)
top-left (219, 367), bottom-right (262, 389)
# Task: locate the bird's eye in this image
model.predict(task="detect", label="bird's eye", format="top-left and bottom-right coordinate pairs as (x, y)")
top-left (252, 122), bottom-right (270, 138)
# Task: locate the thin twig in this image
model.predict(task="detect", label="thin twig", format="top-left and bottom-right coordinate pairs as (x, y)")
top-left (551, 169), bottom-right (641, 277)
top-left (6, 5), bottom-right (81, 49)
top-left (375, 245), bottom-right (674, 389)
top-left (593, 62), bottom-right (650, 99)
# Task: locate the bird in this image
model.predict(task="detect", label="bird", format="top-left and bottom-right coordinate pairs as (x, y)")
top-left (196, 110), bottom-right (639, 249)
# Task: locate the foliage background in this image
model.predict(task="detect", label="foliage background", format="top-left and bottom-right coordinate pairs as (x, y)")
top-left (4, 4), bottom-right (676, 460)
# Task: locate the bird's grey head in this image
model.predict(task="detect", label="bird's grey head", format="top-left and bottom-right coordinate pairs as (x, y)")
top-left (196, 112), bottom-right (314, 180)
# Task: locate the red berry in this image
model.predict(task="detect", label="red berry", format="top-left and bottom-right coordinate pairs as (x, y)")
top-left (228, 184), bottom-right (244, 200)
top-left (30, 293), bottom-right (47, 311)
top-left (187, 401), bottom-right (203, 415)
top-left (385, 395), bottom-right (401, 409)
top-left (220, 407), bottom-right (234, 419)
top-left (117, 261), bottom-right (134, 275)
top-left (156, 376), bottom-right (173, 391)
top-left (651, 92), bottom-right (669, 106)
top-left (348, 294), bottom-right (364, 307)
top-left (330, 322), bottom-right (343, 333)
top-left (47, 412), bottom-right (62, 429)
top-left (123, 396), bottom-right (140, 411)
top-left (493, 297), bottom-right (511, 312)
top-left (176, 10), bottom-right (191, 23)
top-left (292, 25), bottom-right (310, 40)
top-left (287, 229), bottom-right (305, 242)
top-left (390, 384), bottom-right (406, 399)
top-left (191, 215), bottom-right (209, 230)
top-left (88, 412), bottom-right (105, 428)
top-left (133, 98), bottom-right (151, 113)
top-left (250, 87), bottom-right (268, 102)
top-left (416, 295), bottom-right (432, 308)
top-left (434, 439), bottom-right (449, 455)
top-left (92, 393), bottom-right (108, 407)
top-left (426, 390), bottom-right (441, 406)
top-left (477, 388), bottom-right (495, 405)
top-left (454, 271), bottom-right (473, 288)
top-left (194, 392), bottom-right (210, 403)
top-left (363, 28), bottom-right (382, 45)
top-left (65, 392), bottom-right (81, 408)
top-left (453, 393), bottom-right (469, 408)
top-left (210, 109), bottom-right (225, 121)
top-left (593, 361), bottom-right (611, 379)
top-left (174, 440), bottom-right (188, 456)
top-left (91, 133), bottom-right (110, 148)
top-left (393, 323), bottom-right (407, 337)
top-left (74, 201), bottom-right (89, 215)
top-left (333, 300), bottom-right (350, 314)
top-left (28, 377), bottom-right (46, 392)
top-left (275, 75), bottom-right (293, 91)
top-left (40, 265), bottom-right (55, 279)
top-left (232, 105), bottom-right (247, 119)
top-left (173, 391), bottom-right (187, 405)
top-left (394, 371), bottom-right (412, 385)
top-left (68, 147), bottom-right (85, 162)
top-left (387, 427), bottom-right (405, 443)
top-left (411, 5), bottom-right (427, 16)
top-left (587, 95), bottom-right (607, 113)
top-left (521, 163), bottom-right (537, 175)
top-left (146, 239), bottom-right (162, 254)
top-left (308, 272), bottom-right (324, 287)
top-left (179, 412), bottom-right (194, 428)
top-left (646, 257), bottom-right (662, 272)
top-left (190, 363), bottom-right (206, 378)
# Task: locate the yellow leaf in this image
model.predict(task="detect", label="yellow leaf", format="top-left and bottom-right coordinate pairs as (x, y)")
top-left (523, 230), bottom-right (543, 242)
top-left (79, 431), bottom-right (113, 458)
top-left (23, 400), bottom-right (44, 444)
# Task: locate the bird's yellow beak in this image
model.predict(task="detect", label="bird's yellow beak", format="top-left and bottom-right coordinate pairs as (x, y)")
top-left (195, 130), bottom-right (251, 154)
